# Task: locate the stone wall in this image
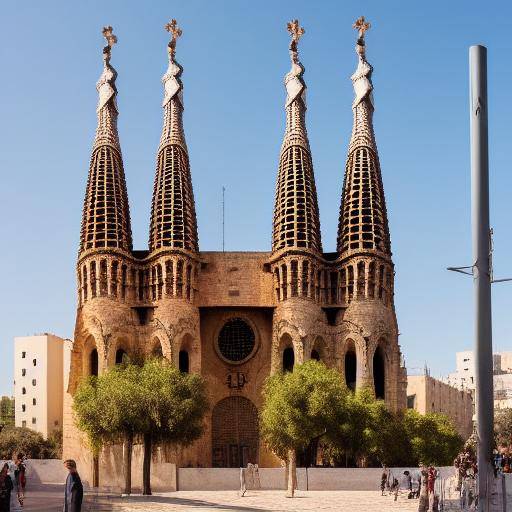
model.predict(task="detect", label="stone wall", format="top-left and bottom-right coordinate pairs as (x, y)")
top-left (407, 375), bottom-right (473, 439)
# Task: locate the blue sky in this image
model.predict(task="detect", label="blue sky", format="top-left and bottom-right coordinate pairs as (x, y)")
top-left (1, 0), bottom-right (511, 394)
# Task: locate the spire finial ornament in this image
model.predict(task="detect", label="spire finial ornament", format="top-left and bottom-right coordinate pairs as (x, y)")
top-left (165, 19), bottom-right (182, 59)
top-left (287, 19), bottom-right (305, 63)
top-left (101, 25), bottom-right (117, 63)
top-left (353, 16), bottom-right (371, 40)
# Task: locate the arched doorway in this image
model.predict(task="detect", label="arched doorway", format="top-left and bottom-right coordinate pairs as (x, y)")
top-left (89, 349), bottom-right (98, 376)
top-left (115, 348), bottom-right (128, 365)
top-left (345, 349), bottom-right (357, 391)
top-left (212, 396), bottom-right (259, 468)
top-left (283, 347), bottom-right (294, 372)
top-left (373, 346), bottom-right (385, 399)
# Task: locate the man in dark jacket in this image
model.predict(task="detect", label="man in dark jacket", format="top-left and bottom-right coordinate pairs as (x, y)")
top-left (63, 459), bottom-right (83, 512)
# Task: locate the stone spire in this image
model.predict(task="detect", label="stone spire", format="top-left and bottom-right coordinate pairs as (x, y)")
top-left (149, 19), bottom-right (198, 253)
top-left (272, 20), bottom-right (322, 253)
top-left (337, 17), bottom-right (391, 257)
top-left (79, 26), bottom-right (132, 254)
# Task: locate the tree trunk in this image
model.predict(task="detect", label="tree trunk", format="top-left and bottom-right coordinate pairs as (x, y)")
top-left (142, 433), bottom-right (152, 495)
top-left (92, 453), bottom-right (99, 488)
top-left (123, 431), bottom-right (133, 495)
top-left (286, 449), bottom-right (297, 498)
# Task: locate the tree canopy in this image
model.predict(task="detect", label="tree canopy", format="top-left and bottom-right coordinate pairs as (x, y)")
top-left (261, 360), bottom-right (464, 469)
top-left (0, 426), bottom-right (58, 459)
top-left (495, 408), bottom-right (512, 448)
top-left (73, 358), bottom-right (208, 494)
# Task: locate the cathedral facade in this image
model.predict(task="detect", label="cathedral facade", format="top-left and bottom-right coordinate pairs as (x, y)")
top-left (63, 18), bottom-right (407, 476)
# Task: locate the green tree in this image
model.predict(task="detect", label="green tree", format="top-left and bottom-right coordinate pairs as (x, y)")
top-left (261, 361), bottom-right (349, 496)
top-left (73, 375), bottom-right (108, 487)
top-left (138, 358), bottom-right (208, 495)
top-left (0, 397), bottom-right (15, 429)
top-left (403, 409), bottom-right (463, 466)
top-left (495, 408), bottom-right (512, 448)
top-left (74, 364), bottom-right (145, 493)
top-left (0, 426), bottom-right (57, 459)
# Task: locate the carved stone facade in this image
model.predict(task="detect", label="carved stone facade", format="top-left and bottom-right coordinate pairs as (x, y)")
top-left (63, 20), bottom-right (407, 483)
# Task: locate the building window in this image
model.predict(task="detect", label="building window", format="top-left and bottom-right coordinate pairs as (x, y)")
top-left (179, 350), bottom-right (189, 373)
top-left (33, 359), bottom-right (37, 366)
top-left (115, 349), bottom-right (128, 365)
top-left (283, 347), bottom-right (294, 372)
top-left (21, 369), bottom-right (26, 377)
top-left (90, 349), bottom-right (98, 377)
top-left (32, 379), bottom-right (36, 386)
top-left (21, 352), bottom-right (26, 359)
top-left (32, 398), bottom-right (36, 406)
top-left (22, 421), bottom-right (26, 428)
top-left (217, 318), bottom-right (256, 363)
top-left (54, 420), bottom-right (59, 426)
top-left (21, 405), bottom-right (25, 412)
top-left (32, 417), bottom-right (36, 425)
top-left (22, 387), bottom-right (26, 395)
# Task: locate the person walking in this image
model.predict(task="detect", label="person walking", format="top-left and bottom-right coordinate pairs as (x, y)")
top-left (0, 464), bottom-right (14, 512)
top-left (63, 460), bottom-right (83, 512)
top-left (13, 454), bottom-right (26, 508)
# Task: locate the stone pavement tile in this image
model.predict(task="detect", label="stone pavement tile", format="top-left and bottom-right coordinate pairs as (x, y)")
top-left (84, 490), bottom-right (421, 511)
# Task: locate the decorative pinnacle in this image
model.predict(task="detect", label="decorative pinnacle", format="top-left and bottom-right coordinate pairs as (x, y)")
top-left (165, 19), bottom-right (182, 58)
top-left (287, 19), bottom-right (305, 63)
top-left (102, 26), bottom-right (117, 56)
top-left (353, 16), bottom-right (371, 40)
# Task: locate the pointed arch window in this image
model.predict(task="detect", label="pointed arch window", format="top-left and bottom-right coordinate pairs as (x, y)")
top-left (283, 347), bottom-right (294, 372)
top-left (111, 260), bottom-right (118, 297)
top-left (357, 261), bottom-right (365, 299)
top-left (165, 260), bottom-right (174, 296)
top-left (368, 261), bottom-right (376, 298)
top-left (176, 260), bottom-right (184, 297)
top-left (82, 266), bottom-right (88, 301)
top-left (274, 268), bottom-right (281, 301)
top-left (290, 260), bottom-right (298, 297)
top-left (90, 349), bottom-right (98, 377)
top-left (281, 264), bottom-right (288, 300)
top-left (347, 265), bottom-right (354, 302)
top-left (302, 261), bottom-right (309, 297)
top-left (90, 261), bottom-right (97, 298)
top-left (157, 264), bottom-right (163, 300)
top-left (179, 350), bottom-right (189, 373)
top-left (99, 259), bottom-right (108, 296)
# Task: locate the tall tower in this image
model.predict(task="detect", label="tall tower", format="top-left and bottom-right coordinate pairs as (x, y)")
top-left (79, 27), bottom-right (132, 255)
top-left (270, 21), bottom-right (326, 373)
top-left (75, 26), bottom-right (135, 371)
top-left (147, 20), bottom-right (200, 371)
top-left (336, 18), bottom-right (406, 410)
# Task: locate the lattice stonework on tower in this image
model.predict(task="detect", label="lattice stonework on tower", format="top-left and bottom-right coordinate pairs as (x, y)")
top-left (337, 19), bottom-right (390, 256)
top-left (149, 20), bottom-right (198, 252)
top-left (272, 20), bottom-right (321, 253)
top-left (80, 27), bottom-right (132, 253)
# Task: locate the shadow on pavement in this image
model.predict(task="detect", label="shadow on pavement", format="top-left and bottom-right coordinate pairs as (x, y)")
top-left (85, 493), bottom-right (270, 511)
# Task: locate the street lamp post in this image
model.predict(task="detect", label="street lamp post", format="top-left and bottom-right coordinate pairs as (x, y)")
top-left (469, 45), bottom-right (494, 511)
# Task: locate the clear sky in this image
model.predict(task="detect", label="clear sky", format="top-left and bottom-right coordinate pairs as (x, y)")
top-left (1, 0), bottom-right (511, 394)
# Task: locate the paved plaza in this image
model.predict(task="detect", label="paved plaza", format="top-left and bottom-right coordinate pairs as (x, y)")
top-left (86, 490), bottom-right (423, 511)
top-left (18, 487), bottom-right (425, 511)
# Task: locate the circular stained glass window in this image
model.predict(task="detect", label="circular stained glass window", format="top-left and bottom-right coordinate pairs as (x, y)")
top-left (217, 318), bottom-right (256, 362)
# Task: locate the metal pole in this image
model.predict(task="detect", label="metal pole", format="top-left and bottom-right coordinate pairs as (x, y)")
top-left (469, 45), bottom-right (494, 511)
top-left (222, 186), bottom-right (225, 252)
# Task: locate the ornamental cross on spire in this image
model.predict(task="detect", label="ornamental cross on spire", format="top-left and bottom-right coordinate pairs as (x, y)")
top-left (287, 19), bottom-right (305, 43)
top-left (287, 19), bottom-right (304, 63)
top-left (102, 26), bottom-right (117, 51)
top-left (165, 19), bottom-right (182, 58)
top-left (353, 16), bottom-right (371, 39)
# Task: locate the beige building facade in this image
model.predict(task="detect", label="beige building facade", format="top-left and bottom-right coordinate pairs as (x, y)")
top-left (407, 374), bottom-right (473, 440)
top-left (63, 20), bottom-right (407, 483)
top-left (14, 334), bottom-right (69, 438)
